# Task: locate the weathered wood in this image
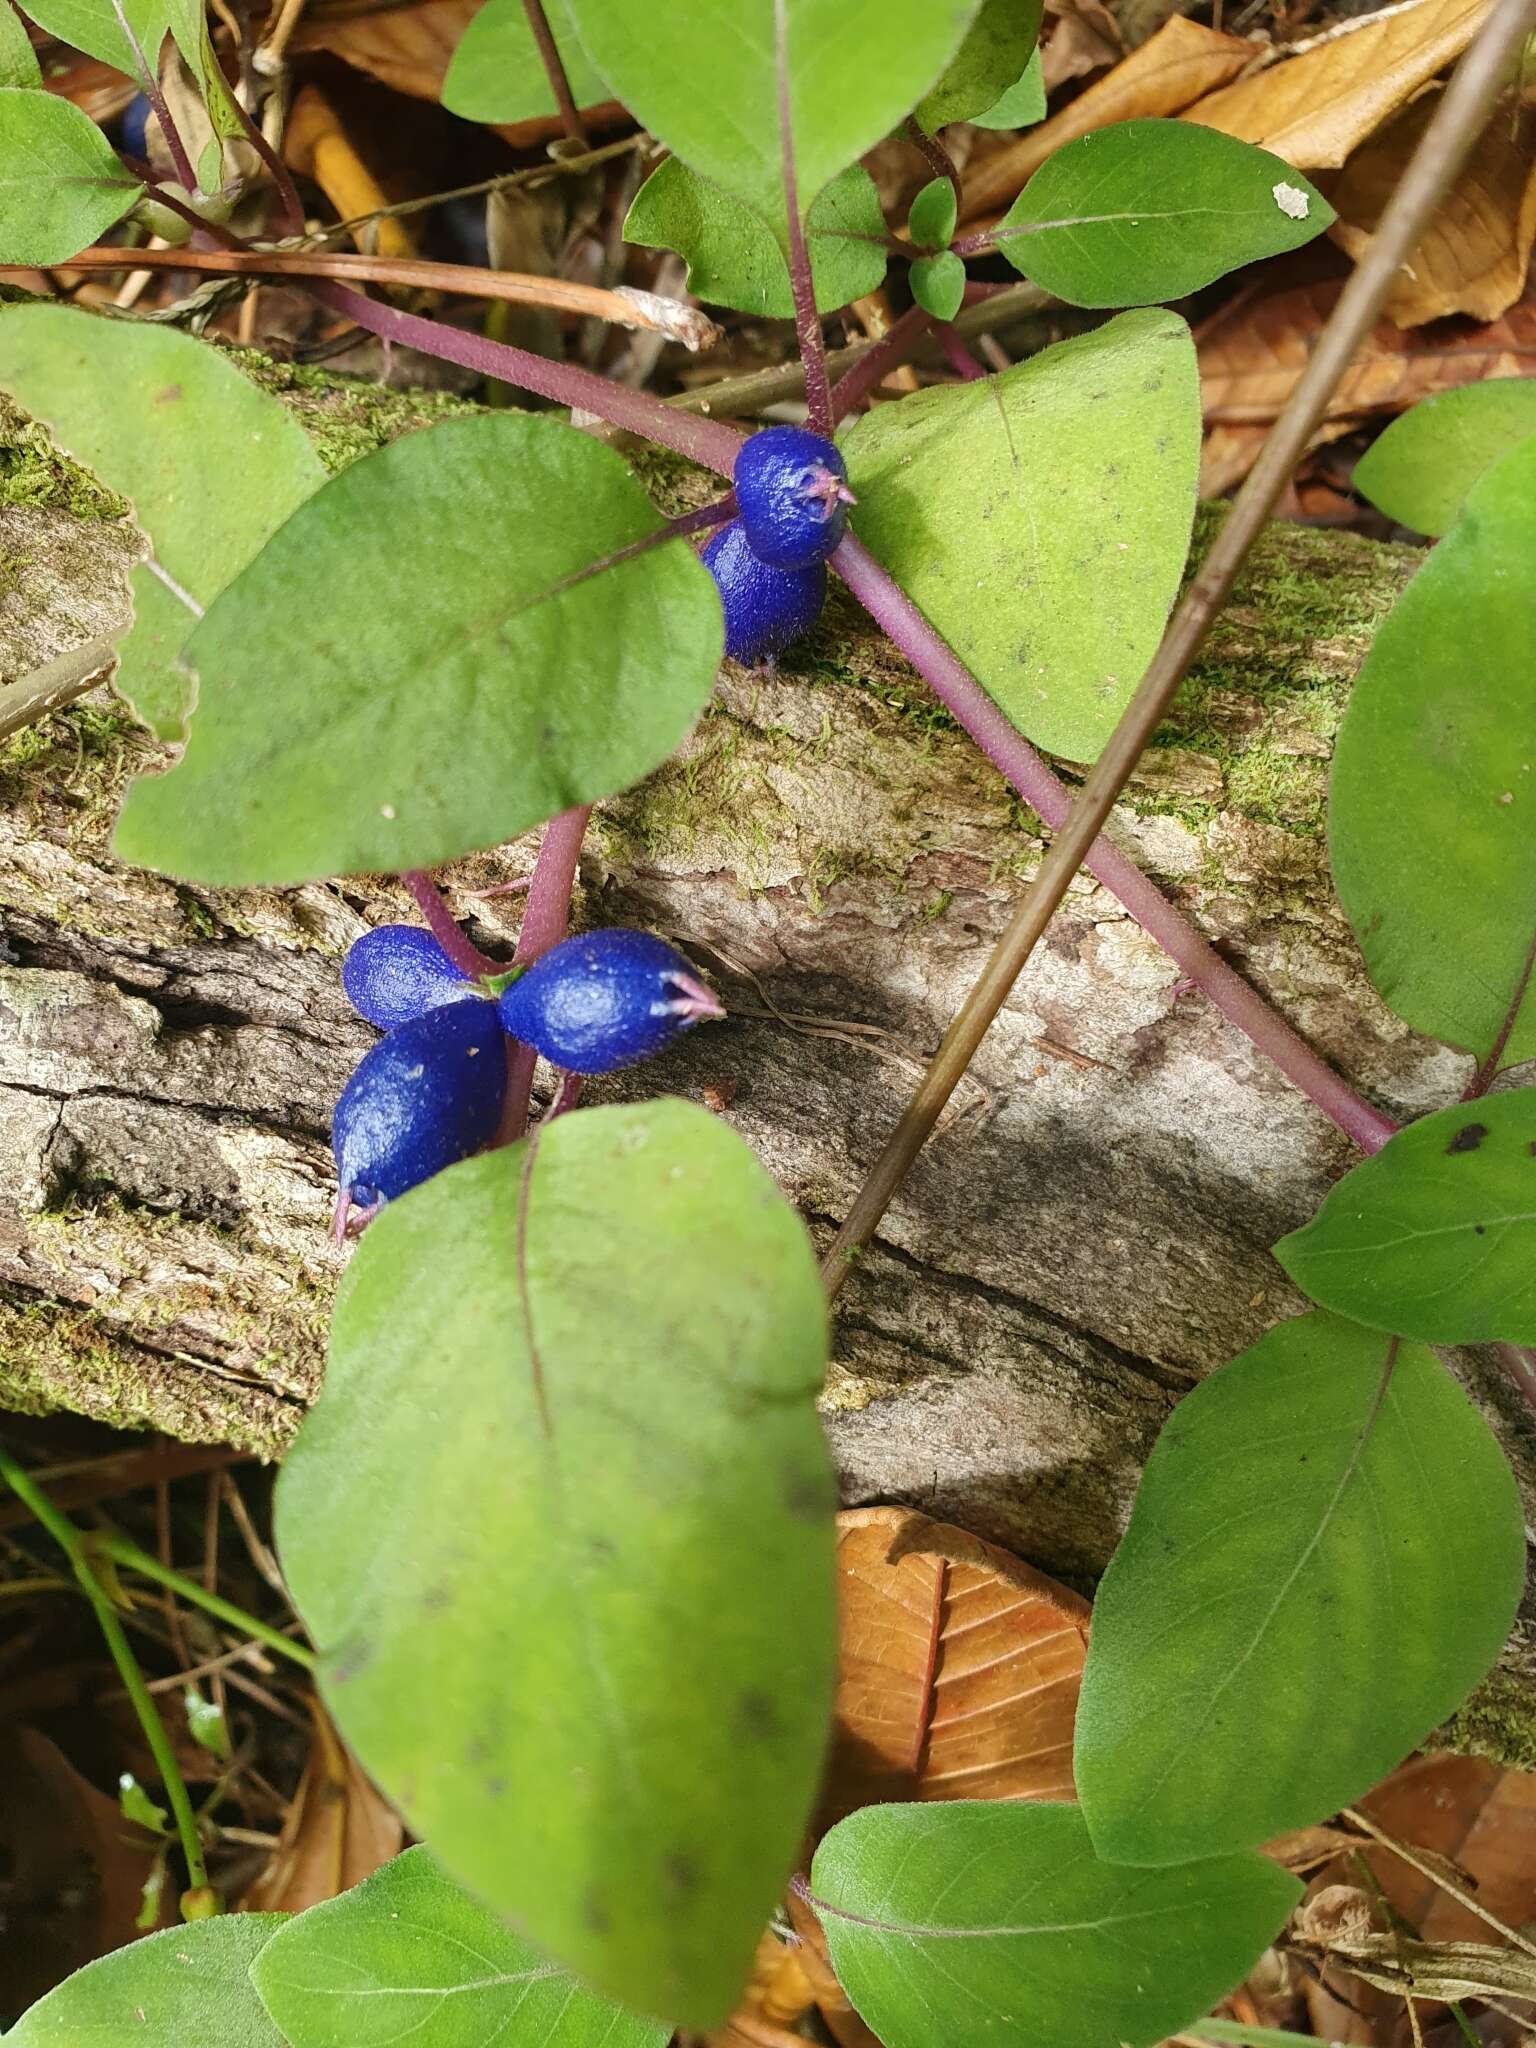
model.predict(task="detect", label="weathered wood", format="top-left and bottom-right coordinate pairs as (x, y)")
top-left (0, 354), bottom-right (1530, 1761)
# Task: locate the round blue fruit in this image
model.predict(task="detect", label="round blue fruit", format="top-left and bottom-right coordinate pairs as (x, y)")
top-left (332, 998), bottom-right (507, 1226)
top-left (341, 924), bottom-right (476, 1029)
top-left (733, 424), bottom-right (854, 568)
top-left (702, 519), bottom-right (826, 665)
top-left (497, 928), bottom-right (722, 1075)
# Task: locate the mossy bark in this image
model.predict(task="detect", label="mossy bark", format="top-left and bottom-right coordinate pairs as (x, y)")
top-left (1, 346), bottom-right (1530, 1753)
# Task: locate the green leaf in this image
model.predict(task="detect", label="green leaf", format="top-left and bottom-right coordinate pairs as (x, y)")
top-left (840, 307), bottom-right (1199, 762)
top-left (995, 120), bottom-right (1333, 307)
top-left (909, 248), bottom-right (965, 321)
top-left (14, 0), bottom-right (167, 73)
top-left (0, 87), bottom-right (142, 264)
top-left (441, 0), bottom-right (607, 124)
top-left (811, 1802), bottom-right (1299, 2048)
top-left (1354, 379), bottom-right (1536, 536)
top-left (114, 414), bottom-right (723, 886)
top-left (564, 0), bottom-right (981, 248)
top-left (973, 48), bottom-right (1045, 128)
top-left (1276, 1091), bottom-right (1536, 1344)
top-left (908, 174), bottom-right (956, 250)
top-left (1328, 434), bottom-right (1536, 1069)
top-left (915, 0), bottom-right (1043, 128)
top-left (274, 1101), bottom-right (835, 2028)
top-left (252, 1847), bottom-right (671, 2048)
top-left (1074, 1311), bottom-right (1524, 1867)
top-left (0, 0), bottom-right (42, 88)
top-left (7, 1915), bottom-right (288, 2045)
top-left (0, 304), bottom-right (324, 740)
top-left (624, 156), bottom-right (887, 316)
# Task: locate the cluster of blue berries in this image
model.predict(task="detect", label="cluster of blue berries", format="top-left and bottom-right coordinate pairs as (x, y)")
top-left (331, 924), bottom-right (722, 1234)
top-left (703, 426), bottom-right (855, 664)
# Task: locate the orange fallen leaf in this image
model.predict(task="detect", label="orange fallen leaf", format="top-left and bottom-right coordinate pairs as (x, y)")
top-left (1330, 89), bottom-right (1536, 325)
top-left (1199, 279), bottom-right (1536, 426)
top-left (1199, 417), bottom-right (1358, 496)
top-left (242, 1700), bottom-right (403, 1913)
top-left (1183, 0), bottom-right (1490, 168)
top-left (820, 1506), bottom-right (1089, 1830)
top-left (960, 15), bottom-right (1253, 220)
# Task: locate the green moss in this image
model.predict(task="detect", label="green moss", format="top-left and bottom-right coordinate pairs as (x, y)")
top-left (1439, 1667), bottom-right (1536, 1773)
top-left (216, 345), bottom-right (484, 473)
top-left (0, 394), bottom-right (127, 521)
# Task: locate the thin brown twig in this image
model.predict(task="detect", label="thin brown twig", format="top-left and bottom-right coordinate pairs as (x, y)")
top-left (20, 246), bottom-right (722, 349)
top-left (522, 0), bottom-right (587, 147)
top-left (1341, 1806), bottom-right (1536, 1958)
top-left (821, 0), bottom-right (1536, 1307)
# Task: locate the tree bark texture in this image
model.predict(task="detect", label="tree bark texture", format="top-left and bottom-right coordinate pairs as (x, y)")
top-left (0, 355), bottom-right (1530, 1761)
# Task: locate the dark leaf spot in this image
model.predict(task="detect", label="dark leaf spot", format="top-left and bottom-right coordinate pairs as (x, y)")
top-left (1474, 1224), bottom-right (1487, 1235)
top-left (1446, 1122), bottom-right (1489, 1154)
top-left (585, 1892), bottom-right (612, 1935)
top-left (154, 384), bottom-right (182, 405)
top-left (328, 1635), bottom-right (373, 1684)
top-left (736, 1689), bottom-right (780, 1742)
top-left (665, 1851), bottom-right (701, 1895)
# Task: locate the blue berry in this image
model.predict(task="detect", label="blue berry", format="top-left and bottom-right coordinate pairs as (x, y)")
top-left (342, 924), bottom-right (477, 1029)
top-left (702, 519), bottom-right (826, 666)
top-left (733, 425), bottom-right (854, 569)
top-left (498, 928), bottom-right (722, 1075)
top-left (332, 999), bottom-right (506, 1233)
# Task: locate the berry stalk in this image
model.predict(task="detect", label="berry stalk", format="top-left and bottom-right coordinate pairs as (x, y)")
top-left (499, 804), bottom-right (593, 1143)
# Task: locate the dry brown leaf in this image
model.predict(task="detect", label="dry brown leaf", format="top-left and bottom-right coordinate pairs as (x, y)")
top-left (42, 57), bottom-right (137, 126)
top-left (0, 1729), bottom-right (170, 2016)
top-left (292, 0), bottom-right (472, 100)
top-left (1182, 0), bottom-right (1490, 168)
top-left (1198, 416), bottom-right (1359, 495)
top-left (242, 1700), bottom-right (402, 1913)
top-left (784, 1891), bottom-right (885, 2048)
top-left (960, 15), bottom-right (1253, 219)
top-left (1330, 89), bottom-right (1536, 325)
top-left (820, 1506), bottom-right (1089, 1830)
top-left (1040, 0), bottom-right (1123, 90)
top-left (1199, 278), bottom-right (1536, 425)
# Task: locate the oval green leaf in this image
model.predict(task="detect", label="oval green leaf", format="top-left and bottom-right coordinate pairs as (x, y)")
top-left (12, 0), bottom-right (167, 72)
top-left (0, 303), bottom-right (325, 739)
top-left (810, 1802), bottom-right (1299, 2048)
top-left (995, 120), bottom-right (1333, 307)
top-left (908, 174), bottom-right (957, 251)
top-left (909, 247), bottom-right (965, 322)
top-left (113, 413), bottom-right (723, 886)
top-left (441, 0), bottom-right (607, 124)
top-left (915, 0), bottom-right (1043, 129)
top-left (1074, 1312), bottom-right (1525, 1867)
top-left (840, 307), bottom-right (1199, 763)
top-left (1354, 378), bottom-right (1536, 537)
top-left (7, 1915), bottom-right (288, 2046)
top-left (0, 0), bottom-right (42, 88)
top-left (973, 48), bottom-right (1045, 129)
top-left (1276, 1090), bottom-right (1536, 1343)
top-left (275, 1100), bottom-right (836, 2028)
top-left (251, 1847), bottom-right (670, 2048)
top-left (564, 0), bottom-right (981, 244)
top-left (0, 89), bottom-right (142, 265)
top-left (1328, 433), bottom-right (1536, 1069)
top-left (624, 157), bottom-right (887, 316)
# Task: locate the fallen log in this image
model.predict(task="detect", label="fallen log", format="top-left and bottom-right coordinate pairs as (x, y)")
top-left (0, 354), bottom-right (1529, 1761)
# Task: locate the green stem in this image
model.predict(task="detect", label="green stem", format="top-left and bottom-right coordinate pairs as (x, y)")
top-left (97, 1535), bottom-right (318, 1672)
top-left (0, 1448), bottom-right (211, 1897)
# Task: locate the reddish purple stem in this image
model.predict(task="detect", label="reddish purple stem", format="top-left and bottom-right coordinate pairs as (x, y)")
top-left (829, 305), bottom-right (930, 420)
top-left (308, 280), bottom-right (743, 479)
top-left (937, 326), bottom-right (988, 381)
top-left (500, 805), bottom-right (593, 1144)
top-left (774, 0), bottom-right (834, 435)
top-left (402, 871), bottom-right (499, 979)
top-left (830, 533), bottom-right (1399, 1156)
